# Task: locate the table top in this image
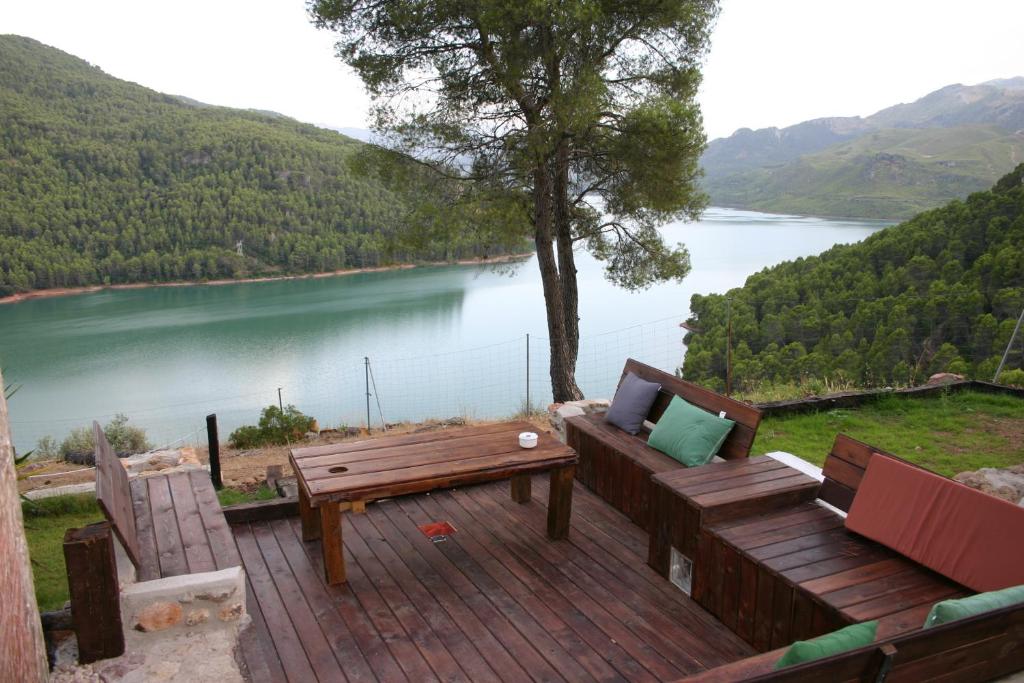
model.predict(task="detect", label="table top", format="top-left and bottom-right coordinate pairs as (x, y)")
top-left (651, 455), bottom-right (820, 510)
top-left (290, 421), bottom-right (577, 505)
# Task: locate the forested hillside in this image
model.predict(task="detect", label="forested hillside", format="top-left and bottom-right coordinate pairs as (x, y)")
top-left (701, 79), bottom-right (1024, 219)
top-left (0, 36), bottom-right (513, 296)
top-left (682, 164), bottom-right (1024, 390)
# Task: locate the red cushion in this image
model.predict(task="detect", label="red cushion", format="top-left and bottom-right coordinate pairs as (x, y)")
top-left (845, 454), bottom-right (1024, 592)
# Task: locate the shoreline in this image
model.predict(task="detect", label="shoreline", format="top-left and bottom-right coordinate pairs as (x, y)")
top-left (0, 252), bottom-right (533, 306)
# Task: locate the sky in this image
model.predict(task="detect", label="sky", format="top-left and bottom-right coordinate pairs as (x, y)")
top-left (2, 0), bottom-right (1023, 141)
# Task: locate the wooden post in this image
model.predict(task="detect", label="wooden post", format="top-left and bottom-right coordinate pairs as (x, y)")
top-left (511, 473), bottom-right (532, 503)
top-left (299, 485), bottom-right (320, 541)
top-left (547, 465), bottom-right (575, 540)
top-left (0, 369), bottom-right (49, 680)
top-left (206, 414), bottom-right (222, 490)
top-left (63, 522), bottom-right (124, 663)
top-left (320, 503), bottom-right (346, 584)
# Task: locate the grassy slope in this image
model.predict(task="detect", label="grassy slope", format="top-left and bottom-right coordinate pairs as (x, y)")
top-left (706, 125), bottom-right (1024, 219)
top-left (752, 391), bottom-right (1024, 478)
top-left (22, 494), bottom-right (102, 612)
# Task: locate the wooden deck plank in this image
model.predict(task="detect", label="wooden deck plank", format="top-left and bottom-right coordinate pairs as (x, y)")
top-left (233, 524), bottom-right (319, 682)
top-left (233, 478), bottom-right (758, 682)
top-left (457, 481), bottom-right (750, 671)
top-left (277, 518), bottom-right (408, 682)
top-left (250, 522), bottom-right (349, 682)
top-left (236, 577), bottom-right (287, 683)
top-left (435, 485), bottom-right (665, 682)
top-left (129, 478), bottom-right (160, 581)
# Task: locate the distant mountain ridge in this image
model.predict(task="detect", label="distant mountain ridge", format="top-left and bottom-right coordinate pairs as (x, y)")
top-left (702, 79), bottom-right (1024, 218)
top-left (0, 35), bottom-right (514, 295)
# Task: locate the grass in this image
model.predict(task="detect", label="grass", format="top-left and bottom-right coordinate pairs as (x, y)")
top-left (216, 483), bottom-right (278, 506)
top-left (21, 494), bottom-right (102, 612)
top-left (751, 390), bottom-right (1024, 477)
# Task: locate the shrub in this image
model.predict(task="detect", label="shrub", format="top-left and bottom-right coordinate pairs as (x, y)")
top-left (59, 413), bottom-right (152, 459)
top-left (997, 368), bottom-right (1024, 387)
top-left (229, 405), bottom-right (315, 448)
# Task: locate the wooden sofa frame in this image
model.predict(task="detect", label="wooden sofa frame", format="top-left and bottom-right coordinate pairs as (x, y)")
top-left (565, 358), bottom-right (763, 531)
top-left (681, 600), bottom-right (1024, 682)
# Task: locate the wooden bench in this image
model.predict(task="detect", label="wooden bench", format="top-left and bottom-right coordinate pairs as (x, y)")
top-left (679, 600), bottom-right (1024, 682)
top-left (63, 423), bottom-right (242, 662)
top-left (565, 358), bottom-right (763, 531)
top-left (694, 435), bottom-right (969, 653)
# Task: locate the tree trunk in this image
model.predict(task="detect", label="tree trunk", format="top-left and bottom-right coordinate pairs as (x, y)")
top-left (533, 165), bottom-right (584, 403)
top-left (553, 138), bottom-right (580, 363)
top-left (0, 370), bottom-right (49, 681)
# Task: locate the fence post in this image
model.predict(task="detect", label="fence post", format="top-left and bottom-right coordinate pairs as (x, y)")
top-left (365, 357), bottom-right (372, 432)
top-left (63, 522), bottom-right (124, 664)
top-left (206, 414), bottom-right (222, 490)
top-left (526, 334), bottom-right (531, 413)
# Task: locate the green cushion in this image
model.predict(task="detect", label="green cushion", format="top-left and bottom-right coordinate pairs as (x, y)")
top-left (774, 621), bottom-right (878, 670)
top-left (923, 585), bottom-right (1024, 629)
top-left (646, 396), bottom-right (735, 467)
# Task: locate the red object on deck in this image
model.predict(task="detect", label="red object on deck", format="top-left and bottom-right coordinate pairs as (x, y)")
top-left (845, 453), bottom-right (1024, 592)
top-left (418, 521), bottom-right (457, 540)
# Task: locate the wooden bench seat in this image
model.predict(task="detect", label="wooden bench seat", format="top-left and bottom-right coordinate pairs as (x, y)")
top-left (130, 470), bottom-right (241, 581)
top-left (566, 358), bottom-right (763, 531)
top-left (697, 500), bottom-right (967, 651)
top-left (694, 435), bottom-right (973, 652)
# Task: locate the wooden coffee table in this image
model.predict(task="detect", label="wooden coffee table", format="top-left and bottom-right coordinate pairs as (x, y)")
top-left (290, 421), bottom-right (578, 584)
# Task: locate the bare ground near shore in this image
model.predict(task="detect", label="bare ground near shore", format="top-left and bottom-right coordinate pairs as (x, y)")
top-left (17, 414), bottom-right (554, 495)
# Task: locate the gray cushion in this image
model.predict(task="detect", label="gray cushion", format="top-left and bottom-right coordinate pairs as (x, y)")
top-left (605, 372), bottom-right (661, 434)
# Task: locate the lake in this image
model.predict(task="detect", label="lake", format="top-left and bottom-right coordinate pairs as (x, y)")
top-left (0, 208), bottom-right (890, 453)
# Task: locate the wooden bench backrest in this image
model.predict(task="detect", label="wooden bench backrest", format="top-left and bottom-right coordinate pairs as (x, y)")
top-left (93, 422), bottom-right (142, 567)
top-left (682, 602), bottom-right (1024, 682)
top-left (819, 434), bottom-right (910, 512)
top-left (618, 358), bottom-right (763, 460)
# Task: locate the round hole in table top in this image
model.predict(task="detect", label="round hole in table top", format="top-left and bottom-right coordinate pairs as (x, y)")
top-left (328, 466), bottom-right (349, 474)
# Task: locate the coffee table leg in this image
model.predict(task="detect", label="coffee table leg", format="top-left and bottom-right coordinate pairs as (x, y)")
top-left (299, 485), bottom-right (320, 541)
top-left (547, 465), bottom-right (575, 540)
top-left (320, 503), bottom-right (346, 584)
top-left (511, 474), bottom-right (532, 503)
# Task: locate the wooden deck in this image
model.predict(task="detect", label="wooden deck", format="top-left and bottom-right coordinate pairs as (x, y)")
top-left (232, 475), bottom-right (754, 682)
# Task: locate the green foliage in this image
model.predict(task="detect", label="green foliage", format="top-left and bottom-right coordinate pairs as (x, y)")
top-left (229, 404), bottom-right (315, 448)
top-left (22, 494), bottom-right (102, 611)
top-left (998, 368), bottom-right (1024, 387)
top-left (751, 391), bottom-right (1024, 478)
top-left (58, 413), bottom-right (151, 457)
top-left (0, 36), bottom-right (514, 296)
top-left (216, 484), bottom-right (278, 507)
top-left (683, 165), bottom-right (1024, 390)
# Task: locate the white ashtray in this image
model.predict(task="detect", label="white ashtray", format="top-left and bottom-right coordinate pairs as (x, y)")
top-left (519, 432), bottom-right (538, 448)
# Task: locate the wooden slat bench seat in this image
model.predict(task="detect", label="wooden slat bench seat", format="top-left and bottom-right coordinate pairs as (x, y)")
top-left (566, 358), bottom-right (763, 531)
top-left (694, 434), bottom-right (972, 652)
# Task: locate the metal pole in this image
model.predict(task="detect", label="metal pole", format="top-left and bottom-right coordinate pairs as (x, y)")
top-left (277, 387), bottom-right (283, 411)
top-left (526, 334), bottom-right (530, 413)
top-left (994, 306), bottom-right (1024, 383)
top-left (206, 414), bottom-right (222, 490)
top-left (364, 357), bottom-right (372, 432)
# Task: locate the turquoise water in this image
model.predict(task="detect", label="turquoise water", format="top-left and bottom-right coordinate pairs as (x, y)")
top-left (0, 208), bottom-right (889, 453)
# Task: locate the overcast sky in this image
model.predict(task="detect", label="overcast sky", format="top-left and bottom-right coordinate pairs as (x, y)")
top-left (3, 0), bottom-right (1023, 140)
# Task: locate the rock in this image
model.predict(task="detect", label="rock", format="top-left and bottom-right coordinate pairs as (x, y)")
top-left (954, 465), bottom-right (1024, 505)
top-left (218, 603), bottom-right (243, 622)
top-left (927, 372), bottom-right (965, 385)
top-left (185, 609), bottom-right (209, 626)
top-left (548, 398), bottom-right (612, 441)
top-left (275, 476), bottom-right (298, 499)
top-left (134, 602), bottom-right (183, 632)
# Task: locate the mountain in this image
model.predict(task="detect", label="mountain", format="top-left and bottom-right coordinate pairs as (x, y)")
top-left (702, 80), bottom-right (1024, 218)
top-left (682, 163), bottom-right (1024, 391)
top-left (0, 36), bottom-right (513, 296)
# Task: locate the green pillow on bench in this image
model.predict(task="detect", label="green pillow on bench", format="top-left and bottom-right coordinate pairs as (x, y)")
top-left (774, 621), bottom-right (878, 669)
top-left (647, 396), bottom-right (735, 467)
top-left (923, 584), bottom-right (1024, 629)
